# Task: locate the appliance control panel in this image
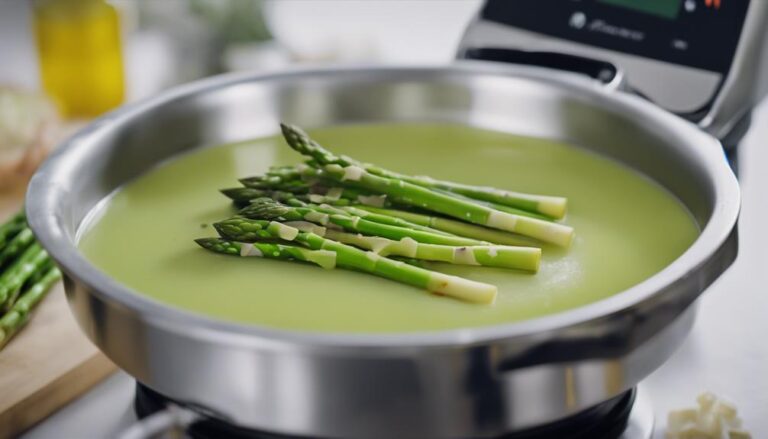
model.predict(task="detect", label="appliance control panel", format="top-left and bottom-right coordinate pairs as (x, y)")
top-left (479, 0), bottom-right (750, 76)
top-left (457, 0), bottom-right (768, 133)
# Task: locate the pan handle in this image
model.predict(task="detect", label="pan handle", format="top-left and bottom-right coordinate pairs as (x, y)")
top-left (461, 47), bottom-right (626, 92)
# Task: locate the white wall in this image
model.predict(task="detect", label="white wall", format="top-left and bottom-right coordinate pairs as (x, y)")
top-left (0, 1), bottom-right (39, 89)
top-left (264, 0), bottom-right (482, 63)
top-left (0, 0), bottom-right (482, 94)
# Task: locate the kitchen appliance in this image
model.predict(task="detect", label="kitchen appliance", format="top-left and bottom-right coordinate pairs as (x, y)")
top-left (26, 1), bottom-right (768, 438)
top-left (129, 384), bottom-right (653, 439)
top-left (460, 0), bottom-right (768, 156)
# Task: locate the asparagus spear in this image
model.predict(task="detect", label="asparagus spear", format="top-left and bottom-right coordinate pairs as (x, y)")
top-left (212, 219), bottom-right (497, 304)
top-left (331, 205), bottom-right (456, 236)
top-left (239, 198), bottom-right (483, 246)
top-left (229, 182), bottom-right (551, 248)
top-left (22, 257), bottom-right (55, 291)
top-left (238, 170), bottom-right (392, 207)
top-left (239, 165), bottom-right (322, 189)
top-left (222, 187), bottom-right (361, 208)
top-left (0, 243), bottom-right (49, 311)
top-left (238, 177), bottom-right (310, 193)
top-left (280, 123), bottom-right (567, 218)
top-left (0, 211), bottom-right (26, 250)
top-left (317, 229), bottom-right (540, 271)
top-left (243, 197), bottom-right (457, 238)
top-left (238, 168), bottom-right (556, 223)
top-left (352, 206), bottom-right (542, 247)
top-left (274, 128), bottom-right (572, 245)
top-left (196, 238), bottom-right (338, 269)
top-left (0, 228), bottom-right (35, 268)
top-left (221, 217), bottom-right (537, 270)
top-left (431, 188), bottom-right (554, 220)
top-left (222, 187), bottom-right (307, 206)
top-left (314, 163), bottom-right (573, 247)
top-left (383, 174), bottom-right (566, 219)
top-left (0, 266), bottom-right (61, 350)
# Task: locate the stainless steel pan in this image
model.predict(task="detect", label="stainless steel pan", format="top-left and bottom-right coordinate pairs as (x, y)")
top-left (26, 63), bottom-right (739, 438)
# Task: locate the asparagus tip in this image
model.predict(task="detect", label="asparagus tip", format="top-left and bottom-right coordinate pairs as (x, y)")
top-left (194, 238), bottom-right (216, 248)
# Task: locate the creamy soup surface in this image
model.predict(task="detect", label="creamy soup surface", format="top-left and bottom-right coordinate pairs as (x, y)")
top-left (79, 123), bottom-right (699, 332)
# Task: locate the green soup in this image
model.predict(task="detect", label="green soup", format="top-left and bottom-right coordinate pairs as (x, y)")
top-left (78, 123), bottom-right (699, 332)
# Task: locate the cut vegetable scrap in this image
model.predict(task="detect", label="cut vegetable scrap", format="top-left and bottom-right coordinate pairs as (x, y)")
top-left (666, 392), bottom-right (750, 439)
top-left (0, 87), bottom-right (59, 190)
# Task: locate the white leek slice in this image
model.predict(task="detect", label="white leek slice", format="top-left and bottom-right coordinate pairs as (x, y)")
top-left (666, 393), bottom-right (750, 439)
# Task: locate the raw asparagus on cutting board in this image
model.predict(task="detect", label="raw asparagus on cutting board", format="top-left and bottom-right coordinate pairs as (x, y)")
top-left (0, 266), bottom-right (61, 349)
top-left (0, 210), bottom-right (60, 350)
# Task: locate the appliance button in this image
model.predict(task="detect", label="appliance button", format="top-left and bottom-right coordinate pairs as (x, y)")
top-left (672, 39), bottom-right (689, 50)
top-left (569, 12), bottom-right (587, 29)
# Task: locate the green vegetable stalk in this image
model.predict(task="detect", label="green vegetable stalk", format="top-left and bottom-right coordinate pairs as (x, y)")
top-left (317, 229), bottom-right (540, 271)
top-left (278, 125), bottom-right (573, 246)
top-left (211, 218), bottom-right (498, 304)
top-left (239, 198), bottom-right (482, 246)
top-left (280, 123), bottom-right (567, 218)
top-left (0, 243), bottom-right (49, 311)
top-left (0, 267), bottom-right (61, 349)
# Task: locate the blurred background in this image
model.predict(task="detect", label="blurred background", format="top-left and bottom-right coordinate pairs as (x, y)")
top-left (0, 0), bottom-right (481, 189)
top-left (0, 0), bottom-right (482, 108)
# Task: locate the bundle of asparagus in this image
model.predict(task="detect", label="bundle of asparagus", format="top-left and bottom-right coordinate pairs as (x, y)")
top-left (197, 124), bottom-right (574, 304)
top-left (0, 210), bottom-right (61, 350)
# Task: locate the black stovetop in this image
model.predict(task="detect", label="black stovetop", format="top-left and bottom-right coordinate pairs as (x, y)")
top-left (135, 383), bottom-right (635, 439)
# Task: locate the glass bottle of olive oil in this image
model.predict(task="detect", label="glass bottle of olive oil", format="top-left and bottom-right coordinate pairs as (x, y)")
top-left (33, 0), bottom-right (125, 118)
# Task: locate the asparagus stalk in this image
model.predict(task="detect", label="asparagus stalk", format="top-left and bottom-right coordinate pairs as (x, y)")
top-left (196, 238), bottom-right (338, 269)
top-left (0, 211), bottom-right (26, 249)
top-left (431, 188), bottom-right (554, 220)
top-left (238, 171), bottom-right (393, 208)
top-left (238, 179), bottom-right (310, 193)
top-left (237, 168), bottom-right (555, 222)
top-left (275, 128), bottom-right (573, 245)
top-left (22, 257), bottom-right (55, 290)
top-left (353, 206), bottom-right (542, 247)
top-left (318, 229), bottom-right (540, 271)
top-left (221, 187), bottom-right (366, 208)
top-left (315, 163), bottom-right (574, 247)
top-left (212, 218), bottom-right (497, 303)
top-left (279, 201), bottom-right (457, 237)
top-left (280, 123), bottom-right (566, 218)
top-left (239, 165), bottom-right (321, 190)
top-left (234, 176), bottom-right (553, 244)
top-left (0, 243), bottom-right (49, 311)
top-left (222, 187), bottom-right (308, 206)
top-left (382, 174), bottom-right (566, 219)
top-left (0, 266), bottom-right (61, 350)
top-left (239, 198), bottom-right (484, 246)
top-left (0, 228), bottom-right (35, 268)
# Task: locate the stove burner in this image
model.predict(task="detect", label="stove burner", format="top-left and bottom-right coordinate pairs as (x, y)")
top-left (134, 383), bottom-right (637, 439)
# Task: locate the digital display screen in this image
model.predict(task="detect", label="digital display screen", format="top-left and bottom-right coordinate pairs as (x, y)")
top-left (598, 0), bottom-right (683, 19)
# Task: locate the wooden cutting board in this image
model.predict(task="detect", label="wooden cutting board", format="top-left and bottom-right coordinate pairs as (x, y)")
top-left (0, 193), bottom-right (116, 439)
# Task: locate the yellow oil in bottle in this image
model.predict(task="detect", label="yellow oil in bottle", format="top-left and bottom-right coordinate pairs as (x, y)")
top-left (33, 0), bottom-right (125, 118)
